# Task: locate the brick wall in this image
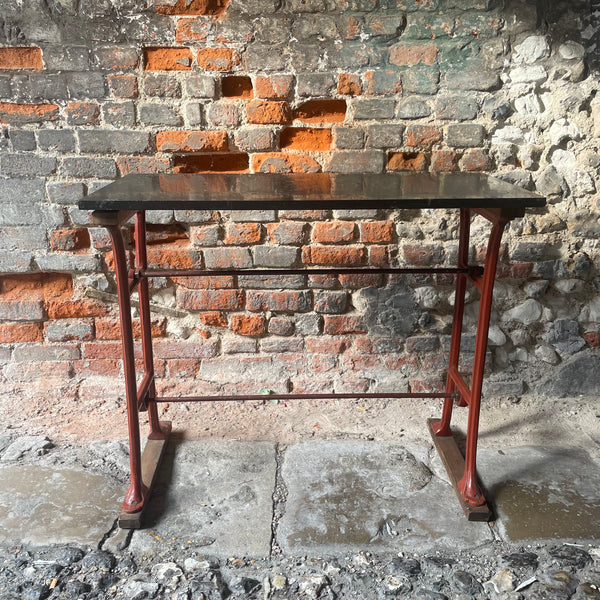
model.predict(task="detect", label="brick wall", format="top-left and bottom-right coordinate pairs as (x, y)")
top-left (0, 0), bottom-right (599, 431)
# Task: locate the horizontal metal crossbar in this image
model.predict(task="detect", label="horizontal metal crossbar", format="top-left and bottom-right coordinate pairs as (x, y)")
top-left (151, 392), bottom-right (459, 403)
top-left (138, 267), bottom-right (482, 278)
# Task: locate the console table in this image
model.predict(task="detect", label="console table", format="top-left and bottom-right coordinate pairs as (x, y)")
top-left (79, 172), bottom-right (545, 527)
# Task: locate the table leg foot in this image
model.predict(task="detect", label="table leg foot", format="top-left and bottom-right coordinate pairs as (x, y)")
top-left (427, 419), bottom-right (491, 522)
top-left (119, 421), bottom-right (172, 529)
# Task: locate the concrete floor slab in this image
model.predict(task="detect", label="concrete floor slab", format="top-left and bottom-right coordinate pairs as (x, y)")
top-left (477, 446), bottom-right (600, 542)
top-left (129, 440), bottom-right (277, 558)
top-left (277, 442), bottom-right (493, 556)
top-left (0, 465), bottom-right (122, 546)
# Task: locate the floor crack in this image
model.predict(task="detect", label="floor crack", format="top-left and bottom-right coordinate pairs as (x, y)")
top-left (269, 443), bottom-right (288, 559)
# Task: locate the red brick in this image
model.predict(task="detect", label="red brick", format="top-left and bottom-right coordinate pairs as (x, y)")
top-left (230, 313), bottom-right (267, 336)
top-left (388, 152), bottom-right (428, 171)
top-left (584, 331), bottom-right (600, 347)
top-left (0, 47), bottom-right (43, 70)
top-left (323, 315), bottom-right (367, 335)
top-left (73, 359), bottom-right (121, 378)
top-left (173, 275), bottom-right (234, 289)
top-left (496, 263), bottom-right (533, 278)
top-left (176, 18), bottom-right (212, 43)
top-left (360, 221), bottom-right (394, 243)
top-left (370, 245), bottom-right (392, 266)
top-left (65, 102), bottom-right (100, 125)
top-left (108, 74), bottom-right (139, 98)
top-left (305, 336), bottom-right (350, 354)
top-left (177, 289), bottom-right (244, 311)
top-left (251, 152), bottom-right (321, 174)
top-left (156, 0), bottom-right (229, 15)
top-left (0, 102), bottom-right (59, 125)
top-left (246, 290), bottom-right (311, 313)
top-left (46, 299), bottom-right (108, 320)
top-left (0, 323), bottom-right (43, 343)
top-left (254, 75), bottom-right (294, 100)
top-left (49, 228), bottom-right (91, 251)
top-left (266, 222), bottom-right (306, 245)
top-left (117, 156), bottom-right (171, 175)
top-left (410, 378), bottom-right (444, 393)
top-left (174, 153), bottom-right (249, 173)
top-left (339, 273), bottom-right (383, 288)
top-left (168, 359), bottom-right (200, 378)
top-left (196, 48), bottom-right (240, 71)
top-left (337, 73), bottom-right (362, 96)
top-left (222, 75), bottom-right (253, 99)
top-left (310, 354), bottom-right (338, 373)
top-left (302, 246), bottom-right (366, 266)
top-left (224, 223), bottom-right (262, 245)
top-left (430, 150), bottom-right (458, 172)
top-left (144, 47), bottom-right (194, 71)
top-left (280, 127), bottom-right (332, 151)
top-left (84, 341), bottom-right (142, 360)
top-left (95, 317), bottom-right (167, 340)
top-left (312, 221), bottom-right (355, 244)
top-left (293, 99), bottom-right (347, 123)
top-left (459, 149), bottom-right (491, 172)
top-left (279, 210), bottom-right (329, 221)
top-left (403, 243), bottom-right (444, 266)
top-left (156, 130), bottom-right (228, 152)
top-left (246, 101), bottom-right (291, 125)
top-left (200, 311), bottom-right (228, 327)
top-left (389, 43), bottom-right (438, 66)
top-left (405, 125), bottom-right (442, 148)
top-left (147, 242), bottom-right (202, 269)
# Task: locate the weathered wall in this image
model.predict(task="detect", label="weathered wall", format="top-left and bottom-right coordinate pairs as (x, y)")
top-left (0, 0), bottom-right (599, 432)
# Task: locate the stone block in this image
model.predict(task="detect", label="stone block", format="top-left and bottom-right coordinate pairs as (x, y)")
top-left (66, 71), bottom-right (107, 98)
top-left (10, 73), bottom-right (69, 101)
top-left (43, 45), bottom-right (90, 70)
top-left (0, 251), bottom-right (33, 273)
top-left (0, 225), bottom-right (47, 252)
top-left (366, 124), bottom-right (404, 149)
top-left (401, 66), bottom-right (439, 94)
top-left (253, 246), bottom-right (299, 268)
top-left (60, 157), bottom-right (117, 179)
top-left (0, 178), bottom-right (45, 219)
top-left (333, 127), bottom-right (364, 150)
top-left (139, 103), bottom-right (182, 126)
top-left (0, 154), bottom-right (56, 177)
top-left (78, 130), bottom-right (150, 154)
top-left (143, 73), bottom-right (181, 97)
top-left (324, 151), bottom-right (384, 173)
top-left (396, 97), bottom-right (431, 119)
top-left (352, 99), bottom-right (396, 120)
top-left (9, 130), bottom-right (36, 151)
top-left (35, 254), bottom-right (101, 273)
top-left (37, 129), bottom-right (76, 152)
top-left (297, 72), bottom-right (337, 97)
top-left (244, 43), bottom-right (288, 72)
top-left (446, 124), bottom-right (485, 148)
top-left (435, 96), bottom-right (479, 121)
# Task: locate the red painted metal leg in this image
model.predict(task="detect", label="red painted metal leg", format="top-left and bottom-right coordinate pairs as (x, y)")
top-left (432, 209), bottom-right (471, 437)
top-left (134, 212), bottom-right (165, 441)
top-left (459, 217), bottom-right (507, 506)
top-left (107, 224), bottom-right (147, 514)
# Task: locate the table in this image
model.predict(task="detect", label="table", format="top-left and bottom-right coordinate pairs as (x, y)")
top-left (79, 172), bottom-right (545, 527)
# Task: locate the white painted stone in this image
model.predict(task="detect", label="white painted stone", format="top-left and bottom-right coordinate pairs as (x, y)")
top-left (509, 65), bottom-right (547, 84)
top-left (415, 286), bottom-right (442, 310)
top-left (514, 93), bottom-right (543, 116)
top-left (514, 35), bottom-right (550, 64)
top-left (559, 41), bottom-right (585, 60)
top-left (579, 297), bottom-right (600, 324)
top-left (551, 148), bottom-right (577, 174)
top-left (535, 344), bottom-right (560, 365)
top-left (503, 298), bottom-right (542, 324)
top-left (488, 325), bottom-right (507, 346)
top-left (491, 125), bottom-right (525, 144)
top-left (548, 118), bottom-right (580, 145)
